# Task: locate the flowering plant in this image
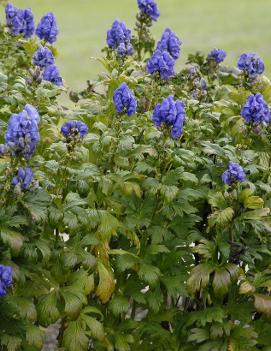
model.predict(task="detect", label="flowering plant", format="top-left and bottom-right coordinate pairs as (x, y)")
top-left (0, 1), bottom-right (271, 351)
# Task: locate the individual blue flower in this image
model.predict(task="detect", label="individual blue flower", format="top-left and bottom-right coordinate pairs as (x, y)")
top-left (5, 3), bottom-right (35, 39)
top-left (237, 53), bottom-right (264, 78)
top-left (12, 167), bottom-right (33, 191)
top-left (32, 45), bottom-right (55, 68)
top-left (0, 265), bottom-right (12, 297)
top-left (152, 96), bottom-right (186, 139)
top-left (61, 121), bottom-right (88, 139)
top-left (0, 144), bottom-right (8, 156)
top-left (147, 50), bottom-right (175, 80)
top-left (222, 162), bottom-right (246, 185)
top-left (157, 28), bottom-right (182, 60)
top-left (36, 12), bottom-right (58, 44)
top-left (188, 65), bottom-right (198, 78)
top-left (113, 83), bottom-right (137, 116)
top-left (241, 93), bottom-right (270, 125)
top-left (137, 0), bottom-right (160, 21)
top-left (43, 64), bottom-right (63, 86)
top-left (106, 20), bottom-right (134, 56)
top-left (5, 104), bottom-right (40, 160)
top-left (208, 48), bottom-right (226, 64)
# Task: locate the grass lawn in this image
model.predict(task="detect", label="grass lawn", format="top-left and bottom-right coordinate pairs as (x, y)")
top-left (9, 0), bottom-right (271, 91)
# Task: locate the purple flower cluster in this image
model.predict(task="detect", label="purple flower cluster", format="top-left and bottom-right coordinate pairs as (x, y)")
top-left (43, 64), bottom-right (63, 86)
top-left (222, 162), bottom-right (246, 185)
top-left (113, 83), bottom-right (137, 116)
top-left (0, 265), bottom-right (13, 297)
top-left (107, 20), bottom-right (133, 57)
top-left (12, 166), bottom-right (33, 191)
top-left (237, 53), bottom-right (265, 78)
top-left (36, 12), bottom-right (58, 44)
top-left (61, 121), bottom-right (88, 139)
top-left (5, 3), bottom-right (35, 39)
top-left (241, 93), bottom-right (270, 125)
top-left (208, 48), bottom-right (226, 64)
top-left (137, 0), bottom-right (160, 21)
top-left (152, 96), bottom-right (186, 139)
top-left (5, 104), bottom-right (40, 160)
top-left (32, 46), bottom-right (62, 86)
top-left (32, 45), bottom-right (55, 68)
top-left (157, 28), bottom-right (182, 60)
top-left (147, 28), bottom-right (181, 79)
top-left (147, 50), bottom-right (175, 80)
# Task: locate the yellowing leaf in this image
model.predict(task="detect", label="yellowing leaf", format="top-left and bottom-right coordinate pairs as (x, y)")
top-left (208, 207), bottom-right (234, 228)
top-left (254, 294), bottom-right (271, 316)
top-left (239, 281), bottom-right (255, 295)
top-left (244, 196), bottom-right (264, 209)
top-left (122, 181), bottom-right (142, 198)
top-left (96, 261), bottom-right (115, 304)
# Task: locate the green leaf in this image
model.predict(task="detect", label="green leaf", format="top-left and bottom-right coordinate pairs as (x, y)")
top-left (240, 208), bottom-right (270, 220)
top-left (61, 287), bottom-right (86, 317)
top-left (118, 135), bottom-right (134, 151)
top-left (180, 172), bottom-right (198, 184)
top-left (0, 230), bottom-right (24, 255)
top-left (96, 211), bottom-right (122, 241)
top-left (116, 254), bottom-right (138, 272)
top-left (138, 263), bottom-right (161, 285)
top-left (115, 334), bottom-right (134, 351)
top-left (147, 286), bottom-right (164, 313)
top-left (160, 184), bottom-right (179, 202)
top-left (37, 292), bottom-right (60, 326)
top-left (193, 239), bottom-right (216, 260)
top-left (13, 297), bottom-right (37, 321)
top-left (63, 321), bottom-right (89, 351)
top-left (187, 307), bottom-right (225, 327)
top-left (68, 270), bottom-right (95, 295)
top-left (1, 335), bottom-right (22, 351)
top-left (201, 141), bottom-right (231, 158)
top-left (187, 328), bottom-right (209, 343)
top-left (109, 296), bottom-right (129, 316)
top-left (81, 315), bottom-right (105, 341)
top-left (147, 244), bottom-right (170, 255)
top-left (23, 189), bottom-right (50, 222)
top-left (208, 191), bottom-right (228, 209)
top-left (187, 263), bottom-right (215, 294)
top-left (64, 192), bottom-right (87, 211)
top-left (212, 268), bottom-right (231, 297)
top-left (26, 326), bottom-right (44, 349)
top-left (161, 275), bottom-right (186, 298)
top-left (63, 251), bottom-right (78, 268)
top-left (82, 306), bottom-right (104, 321)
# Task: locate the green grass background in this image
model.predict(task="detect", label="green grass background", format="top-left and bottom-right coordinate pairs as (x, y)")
top-left (9, 0), bottom-right (271, 91)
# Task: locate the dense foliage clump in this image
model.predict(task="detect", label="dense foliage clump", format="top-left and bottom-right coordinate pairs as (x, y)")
top-left (0, 1), bottom-right (271, 351)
